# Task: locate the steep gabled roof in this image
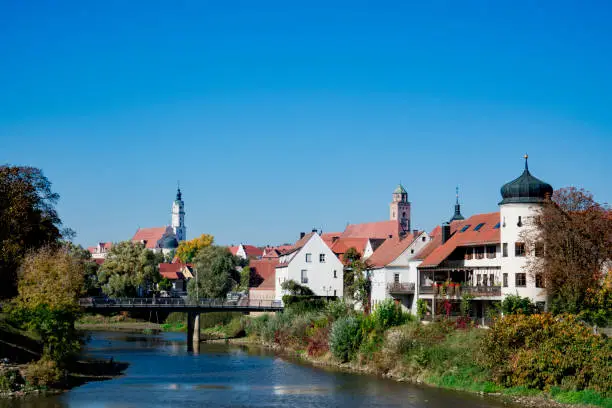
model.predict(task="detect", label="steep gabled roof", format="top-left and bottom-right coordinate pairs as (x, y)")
top-left (419, 212), bottom-right (500, 268)
top-left (367, 231), bottom-right (421, 268)
top-left (249, 259), bottom-right (279, 290)
top-left (228, 246), bottom-right (239, 256)
top-left (132, 227), bottom-right (169, 249)
top-left (330, 237), bottom-right (370, 258)
top-left (242, 245), bottom-right (264, 257)
top-left (341, 220), bottom-right (400, 239)
top-left (320, 232), bottom-right (342, 248)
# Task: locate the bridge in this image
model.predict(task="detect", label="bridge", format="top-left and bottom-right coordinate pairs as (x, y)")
top-left (79, 297), bottom-right (283, 350)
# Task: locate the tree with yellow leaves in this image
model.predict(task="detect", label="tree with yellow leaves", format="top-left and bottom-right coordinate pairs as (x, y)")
top-left (175, 234), bottom-right (214, 263)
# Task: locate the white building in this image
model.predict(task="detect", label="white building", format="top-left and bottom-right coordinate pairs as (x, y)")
top-left (368, 231), bottom-right (430, 313)
top-left (87, 242), bottom-right (112, 260)
top-left (229, 244), bottom-right (264, 260)
top-left (275, 231), bottom-right (344, 303)
top-left (415, 156), bottom-right (553, 321)
top-left (171, 187), bottom-right (186, 242)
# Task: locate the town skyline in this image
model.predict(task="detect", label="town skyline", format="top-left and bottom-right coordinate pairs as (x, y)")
top-left (1, 2), bottom-right (611, 247)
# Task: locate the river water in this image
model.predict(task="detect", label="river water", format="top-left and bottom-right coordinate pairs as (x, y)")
top-left (2, 331), bottom-right (517, 408)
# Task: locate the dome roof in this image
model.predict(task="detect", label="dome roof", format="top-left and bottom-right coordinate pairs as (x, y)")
top-left (161, 235), bottom-right (179, 249)
top-left (394, 184), bottom-right (407, 194)
top-left (499, 156), bottom-right (553, 205)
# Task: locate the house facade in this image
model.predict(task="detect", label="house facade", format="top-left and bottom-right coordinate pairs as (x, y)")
top-left (275, 232), bottom-right (344, 303)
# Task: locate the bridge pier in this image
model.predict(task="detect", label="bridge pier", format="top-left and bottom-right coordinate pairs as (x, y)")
top-left (187, 312), bottom-right (200, 351)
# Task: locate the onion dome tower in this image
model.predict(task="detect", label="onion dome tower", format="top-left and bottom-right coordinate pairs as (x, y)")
top-left (499, 155), bottom-right (553, 205)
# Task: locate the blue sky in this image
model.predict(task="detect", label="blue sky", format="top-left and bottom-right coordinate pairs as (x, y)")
top-left (1, 1), bottom-right (610, 247)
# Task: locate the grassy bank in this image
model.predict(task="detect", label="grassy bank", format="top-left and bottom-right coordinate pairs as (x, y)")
top-left (235, 300), bottom-right (611, 408)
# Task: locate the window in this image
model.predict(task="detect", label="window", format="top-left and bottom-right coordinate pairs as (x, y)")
top-left (319, 253), bottom-right (326, 263)
top-left (474, 246), bottom-right (485, 259)
top-left (515, 273), bottom-right (526, 287)
top-left (482, 274), bottom-right (488, 286)
top-left (486, 245), bottom-right (496, 259)
top-left (477, 274), bottom-right (482, 286)
top-left (464, 248), bottom-right (473, 260)
top-left (411, 249), bottom-right (415, 254)
top-left (460, 224), bottom-right (471, 232)
top-left (333, 270), bottom-right (337, 278)
top-left (301, 270), bottom-right (308, 284)
top-left (333, 290), bottom-right (337, 297)
top-left (490, 273), bottom-right (495, 286)
top-left (515, 242), bottom-right (525, 257)
top-left (422, 236), bottom-right (426, 242)
top-left (503, 273), bottom-right (508, 287)
top-left (517, 216), bottom-right (522, 227)
top-left (494, 222), bottom-right (501, 229)
top-left (502, 243), bottom-right (508, 257)
top-left (394, 273), bottom-right (400, 283)
top-left (535, 274), bottom-right (545, 288)
top-left (474, 223), bottom-right (485, 231)
top-left (534, 242), bottom-right (544, 257)
top-left (305, 253), bottom-right (312, 263)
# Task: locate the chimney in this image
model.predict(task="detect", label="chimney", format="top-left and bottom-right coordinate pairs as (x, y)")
top-left (412, 229), bottom-right (418, 237)
top-left (312, 228), bottom-right (318, 233)
top-left (441, 223), bottom-right (451, 244)
top-left (300, 232), bottom-right (306, 239)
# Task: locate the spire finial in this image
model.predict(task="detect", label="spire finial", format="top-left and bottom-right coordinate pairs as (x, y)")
top-left (176, 181), bottom-right (182, 201)
top-left (524, 154), bottom-right (529, 171)
top-left (455, 185), bottom-right (459, 204)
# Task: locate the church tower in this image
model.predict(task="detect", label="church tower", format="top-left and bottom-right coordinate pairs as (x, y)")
top-left (390, 184), bottom-right (411, 232)
top-left (172, 186), bottom-right (186, 242)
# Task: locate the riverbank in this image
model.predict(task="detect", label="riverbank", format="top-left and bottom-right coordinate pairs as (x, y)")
top-left (215, 304), bottom-right (611, 408)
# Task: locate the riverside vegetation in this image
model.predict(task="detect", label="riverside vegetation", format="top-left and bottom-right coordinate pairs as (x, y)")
top-left (232, 298), bottom-right (611, 408)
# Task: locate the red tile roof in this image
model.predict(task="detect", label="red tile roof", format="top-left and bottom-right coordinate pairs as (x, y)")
top-left (228, 246), bottom-right (239, 256)
top-left (419, 212), bottom-right (500, 268)
top-left (160, 271), bottom-right (185, 280)
top-left (321, 232), bottom-right (342, 248)
top-left (330, 237), bottom-right (370, 258)
top-left (341, 220), bottom-right (400, 239)
top-left (132, 227), bottom-right (168, 249)
top-left (87, 242), bottom-right (112, 254)
top-left (242, 245), bottom-right (264, 257)
top-left (159, 263), bottom-right (186, 273)
top-left (249, 259), bottom-right (279, 290)
top-left (367, 231), bottom-right (421, 268)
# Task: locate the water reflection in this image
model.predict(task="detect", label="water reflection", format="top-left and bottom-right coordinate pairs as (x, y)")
top-left (2, 332), bottom-right (518, 408)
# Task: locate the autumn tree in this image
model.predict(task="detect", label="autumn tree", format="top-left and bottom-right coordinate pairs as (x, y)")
top-left (175, 234), bottom-right (214, 263)
top-left (524, 187), bottom-right (611, 322)
top-left (11, 246), bottom-right (86, 361)
top-left (0, 165), bottom-right (64, 298)
top-left (97, 241), bottom-right (162, 297)
top-left (187, 246), bottom-right (239, 299)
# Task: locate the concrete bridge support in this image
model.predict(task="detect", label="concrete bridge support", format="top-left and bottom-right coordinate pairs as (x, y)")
top-left (186, 312), bottom-right (200, 351)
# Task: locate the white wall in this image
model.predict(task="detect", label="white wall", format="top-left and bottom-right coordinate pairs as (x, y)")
top-left (274, 233), bottom-right (344, 302)
top-left (500, 203), bottom-right (547, 304)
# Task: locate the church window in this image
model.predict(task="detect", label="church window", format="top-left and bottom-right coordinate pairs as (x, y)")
top-left (319, 253), bottom-right (326, 263)
top-left (515, 242), bottom-right (525, 257)
top-left (305, 253), bottom-right (312, 263)
top-left (515, 273), bottom-right (526, 287)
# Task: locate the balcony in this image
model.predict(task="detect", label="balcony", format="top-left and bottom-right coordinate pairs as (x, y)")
top-left (387, 282), bottom-right (415, 294)
top-left (462, 286), bottom-right (501, 297)
top-left (419, 285), bottom-right (435, 294)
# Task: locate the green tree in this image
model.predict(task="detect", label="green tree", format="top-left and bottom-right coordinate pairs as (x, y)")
top-left (175, 234), bottom-right (214, 263)
top-left (239, 266), bottom-right (251, 291)
top-left (188, 246), bottom-right (239, 299)
top-left (158, 277), bottom-right (172, 292)
top-left (97, 241), bottom-right (162, 297)
top-left (501, 294), bottom-right (538, 315)
top-left (63, 241), bottom-right (100, 296)
top-left (280, 279), bottom-right (315, 296)
top-left (342, 248), bottom-right (371, 312)
top-left (0, 166), bottom-right (64, 298)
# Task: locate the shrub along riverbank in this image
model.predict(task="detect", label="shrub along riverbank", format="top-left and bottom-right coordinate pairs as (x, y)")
top-left (235, 300), bottom-right (611, 408)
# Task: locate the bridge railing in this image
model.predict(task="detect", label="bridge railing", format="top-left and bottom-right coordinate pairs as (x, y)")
top-left (79, 297), bottom-right (282, 309)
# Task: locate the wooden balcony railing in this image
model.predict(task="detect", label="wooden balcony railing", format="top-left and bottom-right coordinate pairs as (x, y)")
top-left (387, 282), bottom-right (415, 294)
top-left (461, 286), bottom-right (501, 296)
top-left (418, 284), bottom-right (501, 297)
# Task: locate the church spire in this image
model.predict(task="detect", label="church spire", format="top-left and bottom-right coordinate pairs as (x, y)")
top-left (450, 186), bottom-right (465, 222)
top-left (176, 181), bottom-right (182, 201)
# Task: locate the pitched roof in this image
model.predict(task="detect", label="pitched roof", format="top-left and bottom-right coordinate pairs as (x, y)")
top-left (132, 227), bottom-right (168, 249)
top-left (341, 220), bottom-right (400, 239)
top-left (242, 245), bottom-right (264, 257)
top-left (419, 212), bottom-right (500, 268)
top-left (367, 232), bottom-right (421, 268)
top-left (160, 271), bottom-right (185, 280)
top-left (320, 232), bottom-right (342, 248)
top-left (228, 246), bottom-right (239, 256)
top-left (87, 242), bottom-right (112, 254)
top-left (330, 237), bottom-right (370, 258)
top-left (159, 263), bottom-right (184, 273)
top-left (249, 259), bottom-right (279, 290)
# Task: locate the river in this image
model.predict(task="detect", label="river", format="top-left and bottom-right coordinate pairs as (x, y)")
top-left (2, 331), bottom-right (518, 408)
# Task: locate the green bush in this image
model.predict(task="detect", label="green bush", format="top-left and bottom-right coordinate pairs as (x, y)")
top-left (371, 299), bottom-right (411, 330)
top-left (198, 312), bottom-right (243, 329)
top-left (164, 312), bottom-right (186, 324)
top-left (325, 299), bottom-right (353, 321)
top-left (329, 315), bottom-right (362, 362)
top-left (501, 294), bottom-right (538, 315)
top-left (0, 369), bottom-right (25, 392)
top-left (282, 295), bottom-right (326, 313)
top-left (482, 313), bottom-right (611, 395)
